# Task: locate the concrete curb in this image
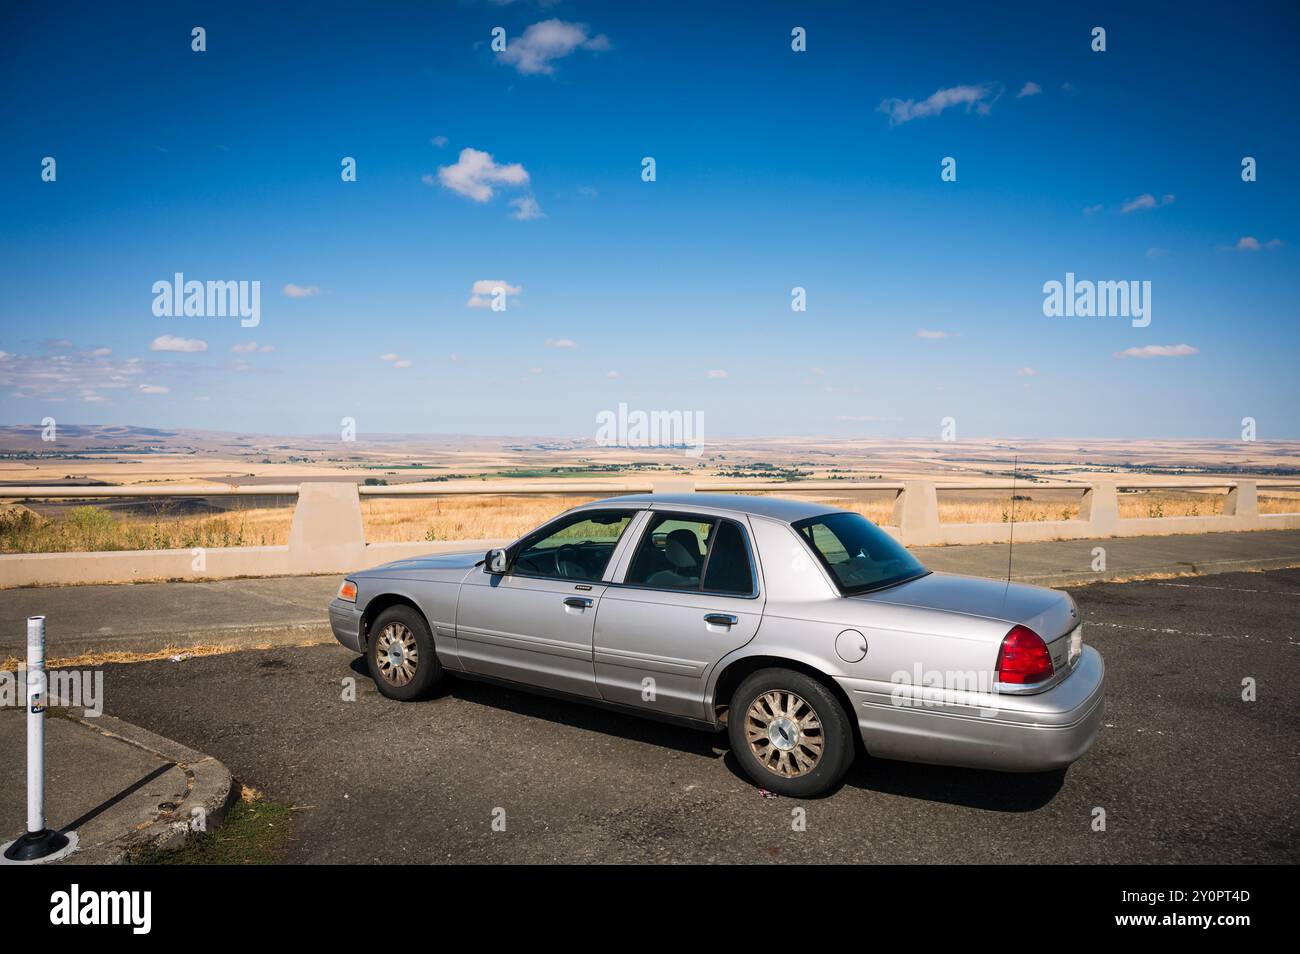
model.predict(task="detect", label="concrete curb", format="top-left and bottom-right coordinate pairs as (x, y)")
top-left (62, 711), bottom-right (236, 864)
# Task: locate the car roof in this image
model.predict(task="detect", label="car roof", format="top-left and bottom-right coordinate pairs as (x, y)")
top-left (582, 493), bottom-right (842, 524)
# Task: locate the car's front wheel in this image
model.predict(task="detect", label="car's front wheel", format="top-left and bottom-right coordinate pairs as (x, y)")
top-left (366, 605), bottom-right (442, 701)
top-left (728, 668), bottom-right (855, 797)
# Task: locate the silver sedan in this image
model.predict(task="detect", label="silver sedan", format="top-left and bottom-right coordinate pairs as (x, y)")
top-left (329, 494), bottom-right (1105, 797)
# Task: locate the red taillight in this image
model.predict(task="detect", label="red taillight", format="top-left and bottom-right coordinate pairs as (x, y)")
top-left (995, 625), bottom-right (1054, 685)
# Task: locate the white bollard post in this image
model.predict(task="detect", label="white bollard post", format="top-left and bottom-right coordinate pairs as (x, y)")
top-left (2, 615), bottom-right (73, 863)
top-left (27, 616), bottom-right (46, 835)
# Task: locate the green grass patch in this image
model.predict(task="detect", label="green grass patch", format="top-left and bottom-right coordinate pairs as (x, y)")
top-left (127, 797), bottom-right (294, 865)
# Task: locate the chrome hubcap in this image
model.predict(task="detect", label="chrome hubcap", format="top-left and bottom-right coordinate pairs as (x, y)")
top-left (745, 690), bottom-right (824, 777)
top-left (375, 622), bottom-right (419, 686)
top-left (768, 716), bottom-right (799, 751)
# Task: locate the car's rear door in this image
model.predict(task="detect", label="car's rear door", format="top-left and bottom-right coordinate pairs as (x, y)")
top-left (593, 511), bottom-right (763, 719)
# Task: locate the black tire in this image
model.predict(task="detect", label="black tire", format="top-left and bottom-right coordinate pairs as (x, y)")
top-left (728, 668), bottom-right (855, 797)
top-left (365, 605), bottom-right (442, 701)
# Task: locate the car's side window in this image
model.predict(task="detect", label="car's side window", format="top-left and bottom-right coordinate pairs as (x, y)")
top-left (701, 519), bottom-right (754, 595)
top-left (624, 513), bottom-right (756, 596)
top-left (626, 516), bottom-right (712, 590)
top-left (512, 510), bottom-right (633, 582)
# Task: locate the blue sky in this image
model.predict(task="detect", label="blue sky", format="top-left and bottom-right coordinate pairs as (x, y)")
top-left (1, 0), bottom-right (1297, 440)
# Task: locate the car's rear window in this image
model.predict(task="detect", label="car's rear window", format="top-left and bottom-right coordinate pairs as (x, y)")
top-left (792, 512), bottom-right (928, 594)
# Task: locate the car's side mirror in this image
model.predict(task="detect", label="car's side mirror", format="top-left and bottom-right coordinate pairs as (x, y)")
top-left (485, 548), bottom-right (509, 574)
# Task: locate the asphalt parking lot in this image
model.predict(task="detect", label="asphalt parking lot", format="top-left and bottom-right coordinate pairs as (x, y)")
top-left (83, 569), bottom-right (1300, 864)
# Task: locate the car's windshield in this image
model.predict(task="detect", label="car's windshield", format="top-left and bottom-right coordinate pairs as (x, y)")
top-left (792, 512), bottom-right (929, 594)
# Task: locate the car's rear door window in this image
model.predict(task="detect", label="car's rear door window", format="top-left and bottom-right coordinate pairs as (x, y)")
top-left (625, 512), bottom-right (756, 596)
top-left (625, 516), bottom-right (711, 590)
top-left (701, 519), bottom-right (755, 595)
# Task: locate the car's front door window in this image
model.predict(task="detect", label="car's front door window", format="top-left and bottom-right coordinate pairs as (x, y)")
top-left (512, 510), bottom-right (633, 582)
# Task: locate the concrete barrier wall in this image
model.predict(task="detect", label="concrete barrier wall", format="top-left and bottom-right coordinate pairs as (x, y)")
top-left (1, 479), bottom-right (1297, 587)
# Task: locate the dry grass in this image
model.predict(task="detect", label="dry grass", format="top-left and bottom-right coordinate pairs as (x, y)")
top-left (0, 503), bottom-right (287, 553)
top-left (1259, 493), bottom-right (1300, 515)
top-left (3, 489), bottom-right (1297, 555)
top-left (0, 642), bottom-right (245, 672)
top-left (361, 494), bottom-right (600, 542)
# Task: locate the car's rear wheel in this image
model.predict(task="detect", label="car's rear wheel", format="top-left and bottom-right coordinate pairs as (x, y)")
top-left (366, 605), bottom-right (442, 701)
top-left (728, 668), bottom-right (854, 797)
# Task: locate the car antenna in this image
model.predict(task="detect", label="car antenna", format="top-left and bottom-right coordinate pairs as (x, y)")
top-left (1006, 453), bottom-right (1019, 586)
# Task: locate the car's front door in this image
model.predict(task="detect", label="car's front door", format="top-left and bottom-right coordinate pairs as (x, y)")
top-left (594, 512), bottom-right (763, 719)
top-left (456, 509), bottom-right (636, 699)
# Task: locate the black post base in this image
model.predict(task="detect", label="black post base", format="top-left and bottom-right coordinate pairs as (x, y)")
top-left (3, 829), bottom-right (70, 862)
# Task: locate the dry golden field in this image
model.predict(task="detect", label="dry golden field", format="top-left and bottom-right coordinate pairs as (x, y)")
top-left (3, 489), bottom-right (1297, 554)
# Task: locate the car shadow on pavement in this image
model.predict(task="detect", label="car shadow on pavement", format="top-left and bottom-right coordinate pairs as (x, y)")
top-left (449, 679), bottom-right (728, 759)
top-left (712, 749), bottom-right (1065, 810)
top-left (347, 657), bottom-right (725, 760)
top-left (841, 757), bottom-right (1067, 812)
top-left (348, 659), bottom-right (1066, 810)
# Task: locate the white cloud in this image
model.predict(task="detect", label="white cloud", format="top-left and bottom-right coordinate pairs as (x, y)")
top-left (88, 347), bottom-right (112, 357)
top-left (878, 83), bottom-right (998, 125)
top-left (1121, 193), bottom-right (1175, 214)
top-left (467, 279), bottom-right (522, 308)
top-left (282, 283), bottom-right (320, 297)
top-left (380, 353), bottom-right (412, 368)
top-left (706, 369), bottom-right (728, 378)
top-left (1113, 344), bottom-right (1199, 359)
top-left (810, 367), bottom-right (826, 375)
top-left (510, 196), bottom-right (545, 220)
top-left (1083, 203), bottom-right (1104, 215)
top-left (150, 335), bottom-right (208, 353)
top-left (393, 359), bottom-right (412, 369)
top-left (545, 338), bottom-right (576, 349)
top-left (437, 147), bottom-right (529, 202)
top-left (1235, 236), bottom-right (1283, 251)
top-left (528, 367), bottom-right (543, 375)
top-left (605, 370), bottom-right (619, 378)
top-left (470, 279), bottom-right (521, 295)
top-left (1016, 81), bottom-right (1042, 98)
top-left (1016, 367), bottom-right (1038, 376)
top-left (498, 19), bottom-right (611, 76)
top-left (138, 384), bottom-right (170, 394)
top-left (0, 348), bottom-right (149, 402)
top-left (916, 329), bottom-right (952, 340)
top-left (431, 135), bottom-right (449, 148)
top-left (232, 341), bottom-right (258, 354)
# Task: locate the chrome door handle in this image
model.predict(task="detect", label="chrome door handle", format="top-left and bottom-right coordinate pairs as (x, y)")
top-left (704, 613), bottom-right (738, 627)
top-left (563, 597), bottom-right (593, 609)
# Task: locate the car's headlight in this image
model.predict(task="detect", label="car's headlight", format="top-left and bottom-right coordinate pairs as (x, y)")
top-left (337, 579), bottom-right (358, 602)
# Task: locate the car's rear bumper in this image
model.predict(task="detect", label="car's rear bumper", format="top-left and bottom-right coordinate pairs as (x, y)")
top-left (837, 646), bottom-right (1106, 773)
top-left (329, 598), bottom-right (364, 652)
